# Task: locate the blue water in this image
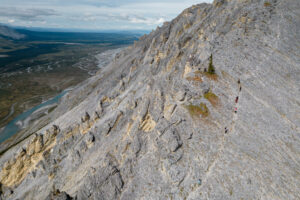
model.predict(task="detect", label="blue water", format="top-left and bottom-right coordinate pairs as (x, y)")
top-left (0, 91), bottom-right (68, 144)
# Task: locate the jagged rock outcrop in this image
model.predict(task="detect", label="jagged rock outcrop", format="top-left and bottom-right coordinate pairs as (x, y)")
top-left (0, 125), bottom-right (59, 190)
top-left (0, 0), bottom-right (300, 199)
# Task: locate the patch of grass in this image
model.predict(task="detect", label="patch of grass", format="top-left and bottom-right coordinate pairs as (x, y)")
top-left (203, 72), bottom-right (218, 81)
top-left (184, 23), bottom-right (192, 30)
top-left (264, 2), bottom-right (271, 7)
top-left (186, 76), bottom-right (203, 82)
top-left (185, 103), bottom-right (209, 118)
top-left (204, 91), bottom-right (219, 107)
top-left (194, 69), bottom-right (218, 81)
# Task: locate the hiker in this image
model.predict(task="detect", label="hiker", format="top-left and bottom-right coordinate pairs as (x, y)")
top-left (239, 86), bottom-right (242, 91)
top-left (235, 96), bottom-right (239, 103)
top-left (234, 107), bottom-right (237, 113)
top-left (197, 179), bottom-right (202, 185)
top-left (225, 127), bottom-right (228, 134)
top-left (238, 79), bottom-right (240, 84)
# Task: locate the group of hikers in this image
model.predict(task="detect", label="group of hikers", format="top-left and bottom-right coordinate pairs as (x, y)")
top-left (225, 79), bottom-right (242, 134)
top-left (198, 78), bottom-right (242, 186)
top-left (234, 79), bottom-right (241, 113)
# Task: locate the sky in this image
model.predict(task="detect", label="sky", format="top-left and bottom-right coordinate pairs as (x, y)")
top-left (0, 0), bottom-right (212, 31)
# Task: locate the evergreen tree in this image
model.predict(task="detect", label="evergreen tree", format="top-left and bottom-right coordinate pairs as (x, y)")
top-left (208, 54), bottom-right (215, 74)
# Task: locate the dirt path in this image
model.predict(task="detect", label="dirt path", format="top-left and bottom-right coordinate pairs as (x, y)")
top-left (199, 80), bottom-right (242, 189)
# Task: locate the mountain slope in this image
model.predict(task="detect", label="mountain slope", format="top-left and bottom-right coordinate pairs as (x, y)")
top-left (0, 0), bottom-right (300, 199)
top-left (0, 25), bottom-right (25, 40)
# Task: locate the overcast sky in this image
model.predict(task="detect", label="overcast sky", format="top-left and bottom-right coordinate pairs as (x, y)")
top-left (0, 0), bottom-right (212, 31)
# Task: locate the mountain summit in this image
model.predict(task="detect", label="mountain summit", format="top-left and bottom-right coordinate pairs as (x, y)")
top-left (0, 0), bottom-right (299, 199)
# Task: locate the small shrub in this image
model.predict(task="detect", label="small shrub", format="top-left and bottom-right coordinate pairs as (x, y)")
top-left (204, 91), bottom-right (219, 107)
top-left (264, 2), bottom-right (271, 7)
top-left (184, 23), bottom-right (192, 30)
top-left (204, 72), bottom-right (218, 81)
top-left (229, 188), bottom-right (233, 195)
top-left (185, 103), bottom-right (209, 118)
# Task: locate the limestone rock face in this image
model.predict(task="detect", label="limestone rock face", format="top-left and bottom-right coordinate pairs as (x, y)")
top-left (45, 189), bottom-right (73, 200)
top-left (0, 0), bottom-right (300, 199)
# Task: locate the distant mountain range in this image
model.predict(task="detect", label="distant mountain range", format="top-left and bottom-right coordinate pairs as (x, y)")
top-left (15, 26), bottom-right (151, 35)
top-left (0, 25), bottom-right (25, 40)
top-left (0, 24), bottom-right (150, 41)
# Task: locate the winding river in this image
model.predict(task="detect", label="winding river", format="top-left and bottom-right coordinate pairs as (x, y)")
top-left (0, 48), bottom-right (121, 144)
top-left (0, 91), bottom-right (68, 144)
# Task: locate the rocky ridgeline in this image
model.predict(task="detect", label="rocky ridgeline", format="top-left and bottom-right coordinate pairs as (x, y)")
top-left (0, 0), bottom-right (300, 199)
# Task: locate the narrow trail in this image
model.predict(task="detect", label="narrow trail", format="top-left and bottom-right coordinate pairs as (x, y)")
top-left (230, 87), bottom-right (241, 133)
top-left (200, 75), bottom-right (299, 189)
top-left (200, 80), bottom-right (242, 188)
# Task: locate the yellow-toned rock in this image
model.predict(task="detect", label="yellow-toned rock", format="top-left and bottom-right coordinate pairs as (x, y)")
top-left (0, 129), bottom-right (57, 187)
top-left (240, 16), bottom-right (247, 23)
top-left (34, 134), bottom-right (43, 153)
top-left (183, 62), bottom-right (192, 77)
top-left (139, 113), bottom-right (156, 132)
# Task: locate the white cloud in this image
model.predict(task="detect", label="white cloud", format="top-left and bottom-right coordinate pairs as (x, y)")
top-left (0, 0), bottom-right (213, 30)
top-left (129, 16), bottom-right (165, 26)
top-left (0, 7), bottom-right (57, 21)
top-left (83, 16), bottom-right (96, 21)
